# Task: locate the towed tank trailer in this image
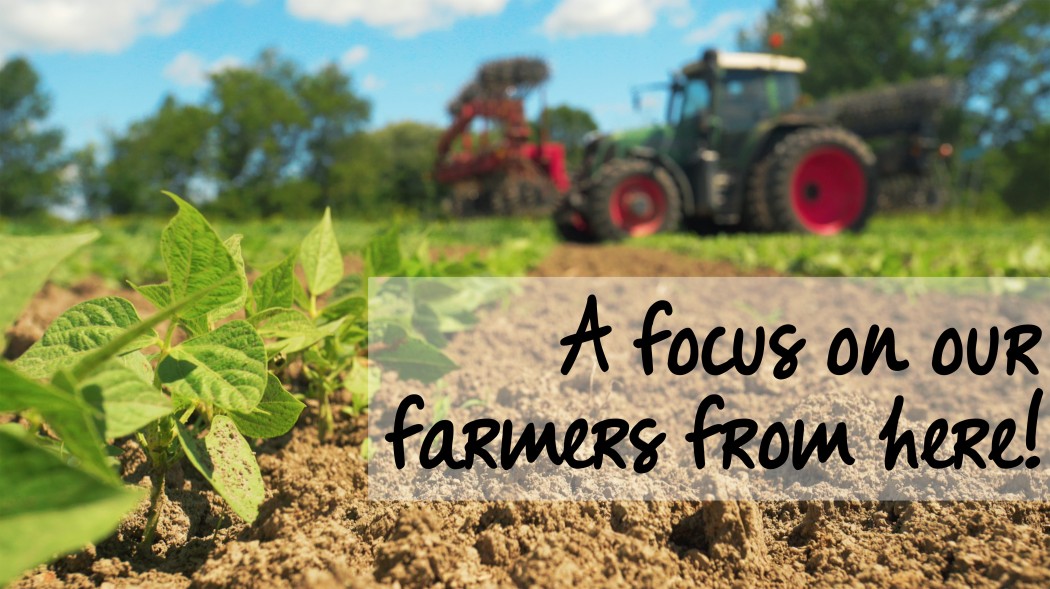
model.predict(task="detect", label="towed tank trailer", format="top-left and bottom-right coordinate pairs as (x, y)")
top-left (555, 49), bottom-right (957, 242)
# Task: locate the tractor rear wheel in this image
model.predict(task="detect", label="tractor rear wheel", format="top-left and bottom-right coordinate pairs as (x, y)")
top-left (751, 127), bottom-right (876, 235)
top-left (584, 159), bottom-right (682, 241)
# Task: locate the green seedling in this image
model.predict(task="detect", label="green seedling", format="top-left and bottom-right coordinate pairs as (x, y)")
top-left (12, 194), bottom-right (304, 552)
top-left (0, 230), bottom-right (144, 585)
top-left (0, 196), bottom-right (508, 584)
top-left (249, 213), bottom-right (463, 441)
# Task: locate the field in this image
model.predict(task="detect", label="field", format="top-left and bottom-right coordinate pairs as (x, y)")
top-left (6, 212), bottom-right (1050, 286)
top-left (4, 210), bottom-right (1050, 588)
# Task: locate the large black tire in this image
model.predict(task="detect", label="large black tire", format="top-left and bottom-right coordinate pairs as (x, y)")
top-left (583, 159), bottom-right (682, 242)
top-left (750, 127), bottom-right (877, 235)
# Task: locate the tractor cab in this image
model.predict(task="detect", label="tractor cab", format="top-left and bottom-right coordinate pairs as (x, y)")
top-left (667, 50), bottom-right (808, 203)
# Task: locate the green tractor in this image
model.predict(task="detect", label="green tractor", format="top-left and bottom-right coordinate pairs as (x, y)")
top-left (557, 49), bottom-right (952, 241)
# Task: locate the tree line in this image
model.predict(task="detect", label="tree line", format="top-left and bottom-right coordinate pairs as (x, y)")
top-left (1, 49), bottom-right (597, 219)
top-left (1, 0), bottom-right (1046, 218)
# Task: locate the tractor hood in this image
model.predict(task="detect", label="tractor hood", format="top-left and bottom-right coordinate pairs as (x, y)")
top-left (582, 124), bottom-right (672, 175)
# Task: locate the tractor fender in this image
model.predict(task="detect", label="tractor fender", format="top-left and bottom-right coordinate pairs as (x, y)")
top-left (626, 146), bottom-right (697, 217)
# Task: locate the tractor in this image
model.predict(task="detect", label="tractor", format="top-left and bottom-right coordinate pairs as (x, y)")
top-left (557, 49), bottom-right (956, 241)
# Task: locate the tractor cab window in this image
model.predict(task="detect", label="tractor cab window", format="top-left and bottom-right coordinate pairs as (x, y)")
top-left (720, 70), bottom-right (771, 132)
top-left (680, 78), bottom-right (711, 120)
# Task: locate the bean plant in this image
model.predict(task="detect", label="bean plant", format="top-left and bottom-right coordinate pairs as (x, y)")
top-left (0, 194), bottom-right (481, 584)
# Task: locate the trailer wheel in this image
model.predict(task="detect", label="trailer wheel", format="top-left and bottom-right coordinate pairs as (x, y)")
top-left (584, 159), bottom-right (681, 241)
top-left (758, 127), bottom-right (876, 235)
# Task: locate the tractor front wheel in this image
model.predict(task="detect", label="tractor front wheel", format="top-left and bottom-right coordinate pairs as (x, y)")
top-left (749, 127), bottom-right (876, 235)
top-left (553, 192), bottom-right (594, 243)
top-left (584, 159), bottom-right (682, 241)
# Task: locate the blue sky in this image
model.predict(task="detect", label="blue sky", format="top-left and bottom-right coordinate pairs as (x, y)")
top-left (2, 0), bottom-right (773, 150)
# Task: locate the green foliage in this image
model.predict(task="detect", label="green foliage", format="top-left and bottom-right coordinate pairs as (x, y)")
top-left (999, 124), bottom-right (1050, 214)
top-left (0, 232), bottom-right (139, 584)
top-left (0, 57), bottom-right (66, 217)
top-left (177, 416), bottom-right (264, 522)
top-left (0, 429), bottom-right (142, 587)
top-left (365, 121), bottom-right (446, 214)
top-left (160, 192), bottom-right (243, 322)
top-left (748, 0), bottom-right (1048, 148)
top-left (537, 104), bottom-right (599, 169)
top-left (83, 96), bottom-right (214, 215)
top-left (299, 208), bottom-right (344, 298)
top-left (0, 231), bottom-right (98, 346)
top-left (639, 214), bottom-right (1050, 277)
top-left (161, 320), bottom-right (268, 413)
top-left (13, 297), bottom-right (154, 380)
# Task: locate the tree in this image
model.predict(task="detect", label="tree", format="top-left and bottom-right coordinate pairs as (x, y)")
top-left (0, 57), bottom-right (65, 217)
top-left (88, 96), bottom-right (214, 215)
top-left (927, 0), bottom-right (1050, 145)
top-left (999, 123), bottom-right (1050, 213)
top-left (743, 0), bottom-right (950, 98)
top-left (298, 64), bottom-right (372, 206)
top-left (369, 121), bottom-right (445, 213)
top-left (538, 104), bottom-right (598, 169)
top-left (206, 50), bottom-right (372, 217)
top-left (745, 0), bottom-right (1049, 147)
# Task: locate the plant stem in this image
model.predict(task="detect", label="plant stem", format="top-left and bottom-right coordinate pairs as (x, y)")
top-left (139, 467), bottom-right (166, 551)
top-left (318, 389), bottom-right (333, 442)
top-left (138, 418), bottom-right (176, 550)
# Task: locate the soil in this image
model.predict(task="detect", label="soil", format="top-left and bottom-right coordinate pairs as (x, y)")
top-left (9, 244), bottom-right (1050, 588)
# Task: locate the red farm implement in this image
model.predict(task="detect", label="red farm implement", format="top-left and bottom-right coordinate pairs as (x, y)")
top-left (434, 58), bottom-right (570, 217)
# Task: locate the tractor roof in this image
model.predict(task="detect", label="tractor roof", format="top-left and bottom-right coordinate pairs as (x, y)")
top-left (682, 51), bottom-right (807, 77)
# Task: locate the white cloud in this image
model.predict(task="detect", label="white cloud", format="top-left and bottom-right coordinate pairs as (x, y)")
top-left (684, 10), bottom-right (756, 45)
top-left (163, 51), bottom-right (242, 87)
top-left (542, 0), bottom-right (686, 38)
top-left (361, 73), bottom-right (385, 91)
top-left (286, 0), bottom-right (508, 37)
top-left (340, 45), bottom-right (370, 68)
top-left (0, 0), bottom-right (219, 55)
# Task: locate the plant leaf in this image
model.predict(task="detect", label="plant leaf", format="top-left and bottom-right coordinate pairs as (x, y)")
top-left (248, 308), bottom-right (330, 355)
top-left (160, 192), bottom-right (242, 320)
top-left (372, 338), bottom-right (457, 384)
top-left (159, 320), bottom-right (266, 412)
top-left (319, 295), bottom-right (367, 322)
top-left (250, 250), bottom-right (297, 314)
top-left (14, 297), bottom-right (154, 381)
top-left (70, 278), bottom-right (230, 382)
top-left (208, 234), bottom-right (248, 324)
top-left (344, 359), bottom-right (379, 415)
top-left (298, 207), bottom-right (343, 297)
top-left (0, 430), bottom-right (142, 586)
top-left (78, 359), bottom-right (173, 439)
top-left (128, 282), bottom-right (172, 310)
top-left (228, 375), bottom-right (305, 438)
top-left (0, 364), bottom-right (115, 483)
top-left (177, 416), bottom-right (264, 523)
top-left (0, 231), bottom-right (98, 344)
top-left (364, 228), bottom-right (402, 277)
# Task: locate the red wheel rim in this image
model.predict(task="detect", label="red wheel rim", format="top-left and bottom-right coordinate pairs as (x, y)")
top-left (609, 175), bottom-right (668, 237)
top-left (790, 147), bottom-right (866, 235)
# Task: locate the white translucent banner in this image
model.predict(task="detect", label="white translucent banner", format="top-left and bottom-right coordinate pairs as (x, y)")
top-left (368, 278), bottom-right (1049, 501)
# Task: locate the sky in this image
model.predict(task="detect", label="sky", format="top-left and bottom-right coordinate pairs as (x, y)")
top-left (1, 0), bottom-right (774, 150)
